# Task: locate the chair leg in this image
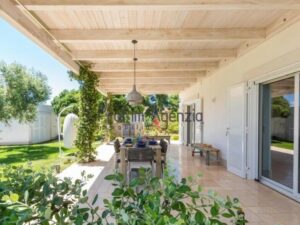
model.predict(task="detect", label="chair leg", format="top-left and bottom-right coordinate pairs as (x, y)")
top-left (150, 161), bottom-right (154, 175)
top-left (115, 157), bottom-right (119, 169)
top-left (206, 152), bottom-right (210, 166)
top-left (127, 162), bottom-right (130, 182)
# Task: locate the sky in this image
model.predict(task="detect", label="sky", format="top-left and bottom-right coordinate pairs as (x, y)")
top-left (0, 18), bottom-right (79, 104)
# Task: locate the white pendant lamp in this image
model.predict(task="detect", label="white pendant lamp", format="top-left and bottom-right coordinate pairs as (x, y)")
top-left (126, 40), bottom-right (143, 106)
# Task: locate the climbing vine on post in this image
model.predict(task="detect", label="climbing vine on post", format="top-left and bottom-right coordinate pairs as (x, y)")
top-left (69, 66), bottom-right (100, 162)
top-left (106, 93), bottom-right (116, 141)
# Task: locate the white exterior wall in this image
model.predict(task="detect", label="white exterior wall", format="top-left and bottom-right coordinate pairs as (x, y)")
top-left (0, 105), bottom-right (58, 145)
top-left (180, 20), bottom-right (300, 172)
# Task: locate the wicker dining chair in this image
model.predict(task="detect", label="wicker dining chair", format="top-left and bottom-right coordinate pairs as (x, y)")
top-left (160, 138), bottom-right (168, 168)
top-left (114, 139), bottom-right (121, 169)
top-left (127, 148), bottom-right (154, 180)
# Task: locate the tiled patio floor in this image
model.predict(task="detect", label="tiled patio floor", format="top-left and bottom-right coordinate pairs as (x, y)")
top-left (86, 142), bottom-right (300, 225)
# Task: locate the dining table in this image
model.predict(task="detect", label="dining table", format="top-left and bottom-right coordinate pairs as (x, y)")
top-left (119, 143), bottom-right (162, 181)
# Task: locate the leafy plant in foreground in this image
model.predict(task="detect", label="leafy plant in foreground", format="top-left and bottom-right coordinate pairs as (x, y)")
top-left (103, 168), bottom-right (247, 225)
top-left (0, 165), bottom-right (247, 225)
top-left (0, 164), bottom-right (102, 225)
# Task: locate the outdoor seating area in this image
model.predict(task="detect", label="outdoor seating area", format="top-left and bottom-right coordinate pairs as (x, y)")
top-left (114, 137), bottom-right (169, 181)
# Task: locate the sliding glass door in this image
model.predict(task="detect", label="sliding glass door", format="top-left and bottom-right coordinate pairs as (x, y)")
top-left (260, 74), bottom-right (300, 198)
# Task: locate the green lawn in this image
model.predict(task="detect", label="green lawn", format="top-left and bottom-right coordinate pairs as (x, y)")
top-left (271, 140), bottom-right (293, 150)
top-left (0, 141), bottom-right (78, 171)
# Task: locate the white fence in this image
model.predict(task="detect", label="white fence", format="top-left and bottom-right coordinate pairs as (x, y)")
top-left (0, 105), bottom-right (58, 145)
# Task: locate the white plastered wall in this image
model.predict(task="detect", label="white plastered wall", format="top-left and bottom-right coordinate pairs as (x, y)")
top-left (180, 20), bottom-right (300, 178)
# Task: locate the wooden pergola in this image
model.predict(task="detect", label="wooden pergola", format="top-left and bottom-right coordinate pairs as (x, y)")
top-left (1, 0), bottom-right (300, 95)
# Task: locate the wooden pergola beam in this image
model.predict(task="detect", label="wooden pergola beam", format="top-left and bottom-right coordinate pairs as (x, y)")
top-left (99, 71), bottom-right (206, 79)
top-left (99, 83), bottom-right (190, 93)
top-left (18, 0), bottom-right (300, 11)
top-left (103, 87), bottom-right (187, 92)
top-left (52, 28), bottom-right (265, 42)
top-left (92, 62), bottom-right (217, 72)
top-left (72, 49), bottom-right (236, 61)
top-left (0, 0), bottom-right (79, 73)
top-left (100, 84), bottom-right (189, 88)
top-left (109, 91), bottom-right (180, 95)
top-left (100, 78), bottom-right (197, 85)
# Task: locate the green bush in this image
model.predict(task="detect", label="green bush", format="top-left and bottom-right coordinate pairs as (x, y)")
top-left (167, 121), bottom-right (179, 134)
top-left (102, 168), bottom-right (247, 225)
top-left (172, 134), bottom-right (179, 140)
top-left (0, 164), bottom-right (102, 225)
top-left (0, 166), bottom-right (247, 225)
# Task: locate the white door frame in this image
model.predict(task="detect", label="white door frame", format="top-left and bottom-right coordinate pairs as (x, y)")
top-left (248, 71), bottom-right (300, 201)
top-left (227, 82), bottom-right (247, 178)
top-left (182, 98), bottom-right (202, 145)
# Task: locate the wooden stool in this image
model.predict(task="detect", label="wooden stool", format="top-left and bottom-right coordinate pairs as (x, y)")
top-left (192, 144), bottom-right (220, 165)
top-left (202, 147), bottom-right (220, 165)
top-left (192, 143), bottom-right (212, 156)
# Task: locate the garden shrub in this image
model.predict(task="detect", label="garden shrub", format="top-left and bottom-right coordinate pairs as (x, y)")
top-left (0, 164), bottom-right (102, 225)
top-left (0, 165), bottom-right (247, 225)
top-left (103, 168), bottom-right (247, 225)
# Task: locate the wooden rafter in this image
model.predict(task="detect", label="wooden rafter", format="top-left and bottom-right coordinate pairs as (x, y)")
top-left (91, 62), bottom-right (218, 72)
top-left (98, 71), bottom-right (206, 79)
top-left (51, 28), bottom-right (265, 42)
top-left (18, 0), bottom-right (300, 11)
top-left (72, 49), bottom-right (236, 61)
top-left (99, 84), bottom-right (189, 88)
top-left (100, 78), bottom-right (197, 84)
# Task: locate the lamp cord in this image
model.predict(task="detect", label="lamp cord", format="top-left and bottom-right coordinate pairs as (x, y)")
top-left (133, 42), bottom-right (137, 87)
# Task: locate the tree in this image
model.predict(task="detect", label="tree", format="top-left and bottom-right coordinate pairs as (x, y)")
top-left (109, 95), bottom-right (144, 122)
top-left (51, 89), bottom-right (80, 116)
top-left (0, 62), bottom-right (51, 123)
top-left (272, 96), bottom-right (291, 118)
top-left (51, 89), bottom-right (107, 116)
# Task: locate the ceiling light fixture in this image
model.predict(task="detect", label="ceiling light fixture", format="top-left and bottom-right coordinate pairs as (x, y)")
top-left (126, 40), bottom-right (143, 106)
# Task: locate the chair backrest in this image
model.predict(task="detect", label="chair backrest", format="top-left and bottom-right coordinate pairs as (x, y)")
top-left (114, 139), bottom-right (121, 153)
top-left (127, 148), bottom-right (154, 162)
top-left (160, 139), bottom-right (168, 154)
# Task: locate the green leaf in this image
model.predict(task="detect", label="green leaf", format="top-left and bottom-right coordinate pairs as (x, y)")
top-left (195, 211), bottom-right (205, 223)
top-left (105, 174), bottom-right (116, 180)
top-left (44, 207), bottom-right (52, 219)
top-left (172, 201), bottom-right (186, 212)
top-left (10, 193), bottom-right (19, 202)
top-left (178, 184), bottom-right (191, 193)
top-left (129, 178), bottom-right (139, 187)
top-left (112, 188), bottom-right (124, 196)
top-left (102, 209), bottom-right (110, 218)
top-left (24, 190), bottom-right (29, 204)
top-left (1, 195), bottom-right (10, 201)
top-left (210, 204), bottom-right (219, 217)
top-left (222, 213), bottom-right (233, 218)
top-left (92, 194), bottom-right (98, 205)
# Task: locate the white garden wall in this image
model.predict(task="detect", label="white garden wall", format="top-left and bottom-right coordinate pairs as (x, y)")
top-left (0, 105), bottom-right (58, 145)
top-left (180, 20), bottom-right (300, 163)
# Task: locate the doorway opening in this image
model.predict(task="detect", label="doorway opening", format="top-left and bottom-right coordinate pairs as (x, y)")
top-left (259, 73), bottom-right (300, 200)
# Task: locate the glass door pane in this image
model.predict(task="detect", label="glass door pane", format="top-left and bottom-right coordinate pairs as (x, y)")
top-left (261, 77), bottom-right (295, 189)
